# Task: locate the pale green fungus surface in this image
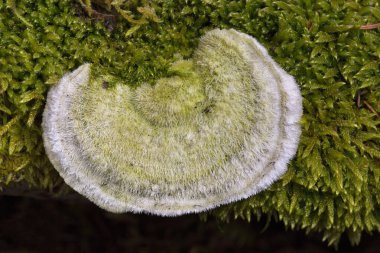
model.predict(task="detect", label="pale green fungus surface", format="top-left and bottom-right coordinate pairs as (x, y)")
top-left (42, 29), bottom-right (302, 215)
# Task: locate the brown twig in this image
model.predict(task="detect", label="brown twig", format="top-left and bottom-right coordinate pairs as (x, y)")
top-left (356, 90), bottom-right (368, 108)
top-left (360, 23), bottom-right (380, 30)
top-left (363, 100), bottom-right (379, 117)
top-left (357, 91), bottom-right (362, 108)
top-left (77, 0), bottom-right (115, 19)
top-left (89, 9), bottom-right (115, 19)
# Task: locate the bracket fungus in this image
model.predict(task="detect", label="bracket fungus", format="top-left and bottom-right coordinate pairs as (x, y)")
top-left (42, 29), bottom-right (302, 216)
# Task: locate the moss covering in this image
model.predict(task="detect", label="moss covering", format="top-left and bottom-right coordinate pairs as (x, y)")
top-left (0, 0), bottom-right (379, 246)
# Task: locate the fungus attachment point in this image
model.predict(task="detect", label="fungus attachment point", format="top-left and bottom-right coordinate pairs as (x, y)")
top-left (42, 29), bottom-right (303, 216)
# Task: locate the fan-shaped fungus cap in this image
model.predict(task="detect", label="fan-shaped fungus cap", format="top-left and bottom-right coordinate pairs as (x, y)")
top-left (42, 29), bottom-right (302, 216)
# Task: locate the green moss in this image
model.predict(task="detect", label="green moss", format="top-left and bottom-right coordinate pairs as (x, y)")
top-left (0, 0), bottom-right (379, 246)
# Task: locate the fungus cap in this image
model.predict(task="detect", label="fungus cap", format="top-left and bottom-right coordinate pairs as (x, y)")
top-left (42, 29), bottom-right (302, 216)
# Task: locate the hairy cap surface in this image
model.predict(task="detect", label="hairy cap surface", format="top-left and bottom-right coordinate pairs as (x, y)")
top-left (42, 29), bottom-right (302, 216)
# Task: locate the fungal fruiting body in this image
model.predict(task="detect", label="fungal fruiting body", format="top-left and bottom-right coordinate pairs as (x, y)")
top-left (42, 29), bottom-right (303, 216)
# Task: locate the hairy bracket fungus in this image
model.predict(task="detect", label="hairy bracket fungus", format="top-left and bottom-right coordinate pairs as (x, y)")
top-left (42, 29), bottom-right (302, 216)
